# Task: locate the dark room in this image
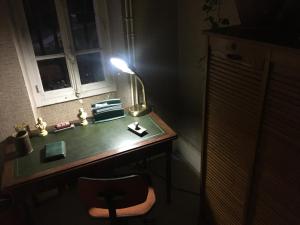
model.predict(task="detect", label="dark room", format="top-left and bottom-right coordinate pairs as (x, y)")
top-left (0, 0), bottom-right (299, 225)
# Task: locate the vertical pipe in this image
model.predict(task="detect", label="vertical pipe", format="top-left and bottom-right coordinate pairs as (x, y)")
top-left (124, 0), bottom-right (138, 106)
top-left (128, 0), bottom-right (139, 105)
top-left (124, 0), bottom-right (134, 106)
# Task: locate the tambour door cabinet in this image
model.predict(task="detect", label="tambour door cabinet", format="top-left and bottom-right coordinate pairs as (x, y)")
top-left (202, 29), bottom-right (300, 225)
top-left (249, 49), bottom-right (300, 225)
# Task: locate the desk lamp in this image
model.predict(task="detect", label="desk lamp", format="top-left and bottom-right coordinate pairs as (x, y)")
top-left (110, 57), bottom-right (150, 117)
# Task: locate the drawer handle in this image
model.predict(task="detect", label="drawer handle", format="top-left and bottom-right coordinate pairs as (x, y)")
top-left (227, 53), bottom-right (242, 60)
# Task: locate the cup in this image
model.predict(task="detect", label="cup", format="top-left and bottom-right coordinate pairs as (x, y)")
top-left (15, 130), bottom-right (33, 155)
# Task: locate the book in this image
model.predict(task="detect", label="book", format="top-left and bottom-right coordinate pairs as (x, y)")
top-left (91, 98), bottom-right (125, 123)
top-left (91, 98), bottom-right (122, 109)
top-left (93, 109), bottom-right (125, 123)
top-left (44, 141), bottom-right (66, 162)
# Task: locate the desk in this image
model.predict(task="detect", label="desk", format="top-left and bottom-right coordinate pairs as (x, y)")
top-left (1, 112), bottom-right (176, 202)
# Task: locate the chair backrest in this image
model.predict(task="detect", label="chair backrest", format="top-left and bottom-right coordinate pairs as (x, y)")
top-left (78, 174), bottom-right (149, 212)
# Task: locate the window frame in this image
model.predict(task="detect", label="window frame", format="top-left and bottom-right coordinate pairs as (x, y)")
top-left (11, 0), bottom-right (116, 107)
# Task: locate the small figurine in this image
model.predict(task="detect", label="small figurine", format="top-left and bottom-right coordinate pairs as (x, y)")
top-left (35, 117), bottom-right (48, 136)
top-left (78, 108), bottom-right (88, 126)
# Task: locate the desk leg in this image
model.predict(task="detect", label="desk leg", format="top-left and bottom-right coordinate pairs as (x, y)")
top-left (23, 198), bottom-right (37, 225)
top-left (166, 143), bottom-right (172, 203)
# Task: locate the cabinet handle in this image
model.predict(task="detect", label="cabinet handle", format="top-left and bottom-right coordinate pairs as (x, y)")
top-left (227, 53), bottom-right (242, 60)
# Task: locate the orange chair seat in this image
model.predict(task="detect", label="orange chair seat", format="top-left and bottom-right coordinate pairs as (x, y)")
top-left (89, 187), bottom-right (155, 218)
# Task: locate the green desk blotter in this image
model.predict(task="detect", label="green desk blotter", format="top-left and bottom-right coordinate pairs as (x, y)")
top-left (14, 115), bottom-right (164, 178)
top-left (44, 141), bottom-right (66, 162)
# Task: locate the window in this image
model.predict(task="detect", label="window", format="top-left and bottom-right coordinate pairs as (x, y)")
top-left (12, 0), bottom-right (115, 106)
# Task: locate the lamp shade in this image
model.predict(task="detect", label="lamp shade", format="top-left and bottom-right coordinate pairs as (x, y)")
top-left (110, 57), bottom-right (150, 117)
top-left (110, 58), bottom-right (135, 75)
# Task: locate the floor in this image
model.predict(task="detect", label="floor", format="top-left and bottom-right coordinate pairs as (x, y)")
top-left (29, 155), bottom-right (201, 225)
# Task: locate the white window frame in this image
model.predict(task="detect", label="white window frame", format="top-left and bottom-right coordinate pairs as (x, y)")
top-left (10, 0), bottom-right (116, 107)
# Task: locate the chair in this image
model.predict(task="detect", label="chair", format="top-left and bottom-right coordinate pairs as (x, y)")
top-left (78, 174), bottom-right (156, 224)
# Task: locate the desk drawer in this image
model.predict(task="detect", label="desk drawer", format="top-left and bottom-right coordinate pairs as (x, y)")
top-left (209, 36), bottom-right (268, 71)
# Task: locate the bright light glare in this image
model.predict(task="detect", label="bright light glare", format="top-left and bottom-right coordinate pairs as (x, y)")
top-left (110, 58), bottom-right (135, 74)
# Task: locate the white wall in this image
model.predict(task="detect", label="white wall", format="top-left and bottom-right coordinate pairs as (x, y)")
top-left (176, 0), bottom-right (240, 173)
top-left (133, 0), bottom-right (178, 122)
top-left (0, 0), bottom-right (35, 141)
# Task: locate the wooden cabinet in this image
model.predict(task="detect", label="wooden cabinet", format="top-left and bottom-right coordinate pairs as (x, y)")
top-left (202, 33), bottom-right (300, 225)
top-left (249, 50), bottom-right (300, 225)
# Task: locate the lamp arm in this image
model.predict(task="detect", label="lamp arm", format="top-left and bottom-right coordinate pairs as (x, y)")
top-left (132, 72), bottom-right (147, 107)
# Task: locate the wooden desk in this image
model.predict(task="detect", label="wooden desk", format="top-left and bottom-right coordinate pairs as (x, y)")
top-left (1, 112), bottom-right (177, 202)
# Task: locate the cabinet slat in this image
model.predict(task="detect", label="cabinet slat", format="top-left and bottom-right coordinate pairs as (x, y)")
top-left (210, 70), bottom-right (260, 98)
top-left (210, 56), bottom-right (262, 79)
top-left (204, 36), bottom-right (265, 225)
top-left (209, 65), bottom-right (261, 92)
top-left (252, 60), bottom-right (300, 225)
top-left (206, 186), bottom-right (243, 225)
top-left (207, 90), bottom-right (259, 118)
top-left (208, 81), bottom-right (259, 114)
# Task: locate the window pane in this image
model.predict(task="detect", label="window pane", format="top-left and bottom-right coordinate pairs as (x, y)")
top-left (23, 0), bottom-right (63, 56)
top-left (67, 0), bottom-right (99, 50)
top-left (77, 53), bottom-right (104, 84)
top-left (38, 58), bottom-right (71, 91)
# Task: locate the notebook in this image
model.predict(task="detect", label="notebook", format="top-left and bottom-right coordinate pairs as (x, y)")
top-left (44, 141), bottom-right (66, 162)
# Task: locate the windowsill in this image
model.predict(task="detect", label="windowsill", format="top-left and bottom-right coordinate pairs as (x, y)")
top-left (36, 83), bottom-right (117, 108)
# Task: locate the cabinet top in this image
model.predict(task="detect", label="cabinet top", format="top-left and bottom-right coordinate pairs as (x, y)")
top-left (205, 25), bottom-right (300, 52)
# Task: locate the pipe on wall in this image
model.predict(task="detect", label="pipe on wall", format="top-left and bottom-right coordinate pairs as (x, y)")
top-left (124, 0), bottom-right (138, 106)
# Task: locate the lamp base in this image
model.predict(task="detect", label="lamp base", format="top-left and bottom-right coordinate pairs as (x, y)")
top-left (128, 104), bottom-right (151, 117)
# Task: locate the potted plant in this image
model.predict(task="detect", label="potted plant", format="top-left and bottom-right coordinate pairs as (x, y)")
top-left (202, 0), bottom-right (230, 29)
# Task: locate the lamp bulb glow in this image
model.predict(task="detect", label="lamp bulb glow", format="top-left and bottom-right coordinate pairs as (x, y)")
top-left (110, 58), bottom-right (135, 75)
